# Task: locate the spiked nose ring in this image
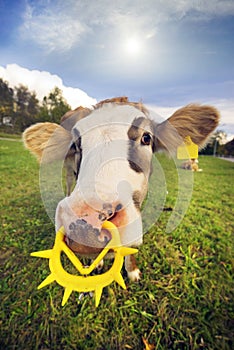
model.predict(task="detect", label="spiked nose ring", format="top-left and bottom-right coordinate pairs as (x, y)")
top-left (31, 221), bottom-right (138, 307)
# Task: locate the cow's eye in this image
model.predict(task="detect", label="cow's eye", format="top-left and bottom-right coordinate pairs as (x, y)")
top-left (141, 133), bottom-right (151, 145)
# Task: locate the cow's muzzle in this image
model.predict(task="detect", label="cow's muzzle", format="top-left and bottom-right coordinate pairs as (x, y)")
top-left (56, 199), bottom-right (124, 255)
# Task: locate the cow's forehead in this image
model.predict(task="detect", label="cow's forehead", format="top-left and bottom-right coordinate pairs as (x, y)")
top-left (72, 104), bottom-right (148, 137)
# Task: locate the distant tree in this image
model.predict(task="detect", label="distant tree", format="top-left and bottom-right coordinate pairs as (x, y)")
top-left (15, 85), bottom-right (30, 113)
top-left (225, 138), bottom-right (234, 156)
top-left (200, 130), bottom-right (227, 156)
top-left (0, 78), bottom-right (14, 126)
top-left (40, 87), bottom-right (71, 124)
top-left (0, 83), bottom-right (71, 132)
top-left (28, 92), bottom-right (40, 117)
top-left (14, 85), bottom-right (40, 131)
top-left (35, 98), bottom-right (50, 123)
top-left (219, 138), bottom-right (234, 157)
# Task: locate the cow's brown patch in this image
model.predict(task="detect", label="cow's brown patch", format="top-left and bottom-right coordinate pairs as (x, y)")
top-left (132, 190), bottom-right (142, 210)
top-left (95, 96), bottom-right (149, 115)
top-left (61, 106), bottom-right (92, 131)
top-left (127, 116), bottom-right (147, 141)
top-left (110, 207), bottom-right (128, 229)
top-left (125, 254), bottom-right (138, 272)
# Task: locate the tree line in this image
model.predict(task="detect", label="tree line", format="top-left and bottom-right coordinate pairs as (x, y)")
top-left (199, 130), bottom-right (234, 157)
top-left (0, 78), bottom-right (71, 133)
top-left (1, 77), bottom-right (233, 156)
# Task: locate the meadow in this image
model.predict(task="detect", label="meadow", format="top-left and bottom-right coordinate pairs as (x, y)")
top-left (0, 138), bottom-right (233, 350)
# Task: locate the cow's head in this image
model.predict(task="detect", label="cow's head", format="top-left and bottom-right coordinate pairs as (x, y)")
top-left (23, 97), bottom-right (219, 255)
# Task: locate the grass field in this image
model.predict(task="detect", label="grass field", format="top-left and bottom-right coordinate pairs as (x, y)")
top-left (1, 138), bottom-right (233, 350)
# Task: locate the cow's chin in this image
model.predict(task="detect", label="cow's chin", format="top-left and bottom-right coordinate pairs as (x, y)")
top-left (65, 237), bottom-right (108, 257)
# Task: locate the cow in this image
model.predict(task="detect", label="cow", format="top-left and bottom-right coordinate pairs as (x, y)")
top-left (23, 97), bottom-right (219, 281)
top-left (181, 158), bottom-right (203, 172)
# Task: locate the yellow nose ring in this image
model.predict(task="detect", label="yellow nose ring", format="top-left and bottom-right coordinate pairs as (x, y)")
top-left (31, 221), bottom-right (138, 307)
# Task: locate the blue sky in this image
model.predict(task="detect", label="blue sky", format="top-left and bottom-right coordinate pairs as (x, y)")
top-left (0, 0), bottom-right (234, 138)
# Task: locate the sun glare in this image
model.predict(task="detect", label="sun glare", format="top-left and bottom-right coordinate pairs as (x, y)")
top-left (125, 37), bottom-right (142, 55)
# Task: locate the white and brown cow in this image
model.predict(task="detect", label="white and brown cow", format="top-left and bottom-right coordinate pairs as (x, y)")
top-left (23, 97), bottom-right (219, 281)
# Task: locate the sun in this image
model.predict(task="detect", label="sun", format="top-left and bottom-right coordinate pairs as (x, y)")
top-left (125, 37), bottom-right (142, 55)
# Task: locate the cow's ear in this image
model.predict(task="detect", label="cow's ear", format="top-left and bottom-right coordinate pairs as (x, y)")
top-left (153, 104), bottom-right (220, 153)
top-left (23, 122), bottom-right (72, 163)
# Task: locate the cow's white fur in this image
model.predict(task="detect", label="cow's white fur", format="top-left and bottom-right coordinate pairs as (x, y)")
top-left (56, 105), bottom-right (153, 248)
top-left (73, 104), bottom-right (147, 136)
top-left (127, 269), bottom-right (141, 282)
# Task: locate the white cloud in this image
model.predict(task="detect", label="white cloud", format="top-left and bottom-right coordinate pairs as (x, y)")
top-left (21, 4), bottom-right (88, 52)
top-left (20, 0), bottom-right (234, 52)
top-left (0, 64), bottom-right (97, 109)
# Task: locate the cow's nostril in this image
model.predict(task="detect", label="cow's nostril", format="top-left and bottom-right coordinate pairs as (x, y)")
top-left (99, 203), bottom-right (115, 221)
top-left (98, 213), bottom-right (107, 221)
top-left (115, 203), bottom-right (123, 212)
top-left (107, 209), bottom-right (113, 217)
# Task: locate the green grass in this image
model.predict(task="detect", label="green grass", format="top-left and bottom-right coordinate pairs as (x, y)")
top-left (1, 139), bottom-right (233, 350)
top-left (0, 131), bottom-right (21, 139)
